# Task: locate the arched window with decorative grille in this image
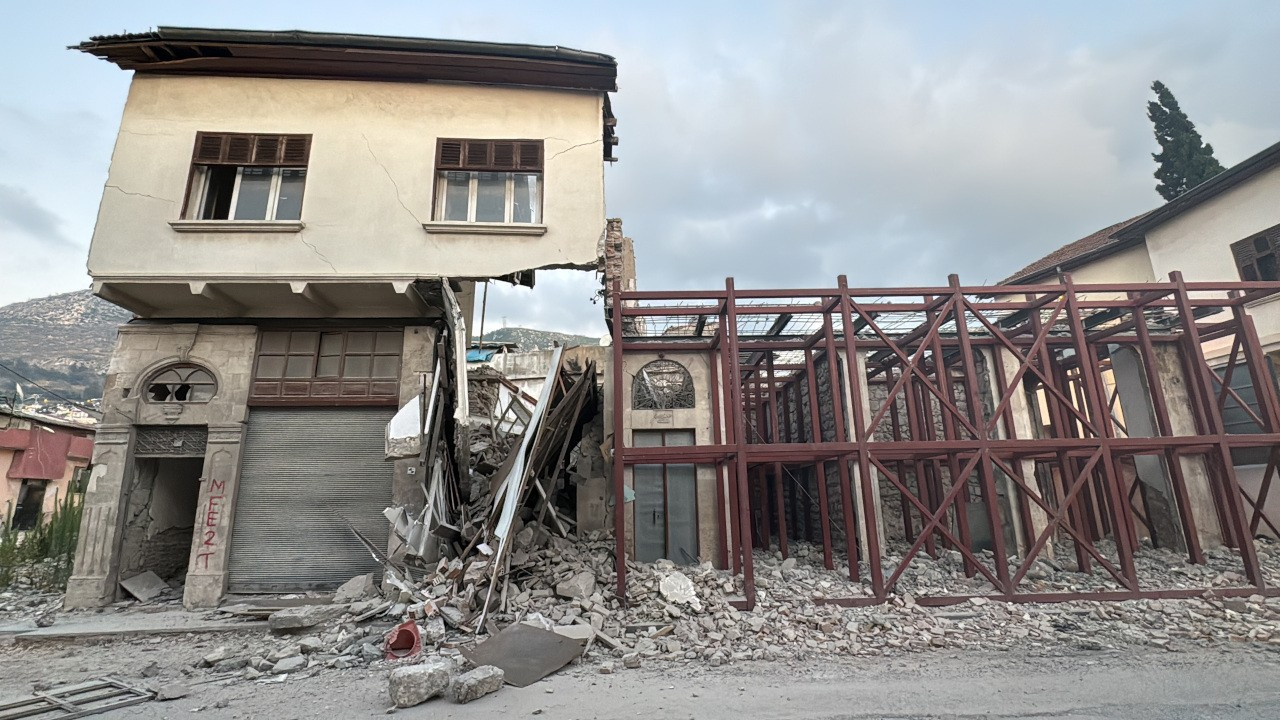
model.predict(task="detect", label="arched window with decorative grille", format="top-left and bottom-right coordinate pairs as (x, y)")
top-left (145, 364), bottom-right (218, 403)
top-left (632, 359), bottom-right (695, 410)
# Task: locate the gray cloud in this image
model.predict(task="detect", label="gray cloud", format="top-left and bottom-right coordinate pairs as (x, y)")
top-left (0, 184), bottom-right (73, 247)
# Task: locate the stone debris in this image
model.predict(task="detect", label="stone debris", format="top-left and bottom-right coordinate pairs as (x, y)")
top-left (659, 571), bottom-right (702, 611)
top-left (266, 603), bottom-right (346, 633)
top-left (154, 682), bottom-right (190, 701)
top-left (447, 665), bottom-right (505, 704)
top-left (332, 573), bottom-right (376, 604)
top-left (556, 571), bottom-right (596, 600)
top-left (388, 656), bottom-right (455, 708)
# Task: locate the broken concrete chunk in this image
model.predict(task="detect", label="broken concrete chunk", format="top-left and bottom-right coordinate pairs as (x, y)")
top-left (555, 571), bottom-right (596, 599)
top-left (332, 573), bottom-right (377, 604)
top-left (421, 615), bottom-right (447, 646)
top-left (551, 624), bottom-right (595, 642)
top-left (198, 647), bottom-right (231, 668)
top-left (448, 665), bottom-right (505, 704)
top-left (155, 682), bottom-right (189, 701)
top-left (298, 636), bottom-right (325, 654)
top-left (622, 653), bottom-right (641, 669)
top-left (272, 656), bottom-right (308, 674)
top-left (388, 657), bottom-right (454, 708)
top-left (266, 645), bottom-right (301, 664)
top-left (267, 603), bottom-right (345, 633)
top-left (658, 571), bottom-right (702, 611)
top-left (119, 571), bottom-right (167, 602)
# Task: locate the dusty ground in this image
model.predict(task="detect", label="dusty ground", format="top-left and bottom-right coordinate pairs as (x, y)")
top-left (2, 630), bottom-right (1279, 719)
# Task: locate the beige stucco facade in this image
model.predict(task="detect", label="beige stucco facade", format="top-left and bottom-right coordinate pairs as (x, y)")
top-left (1142, 163), bottom-right (1280, 355)
top-left (88, 74), bottom-right (606, 317)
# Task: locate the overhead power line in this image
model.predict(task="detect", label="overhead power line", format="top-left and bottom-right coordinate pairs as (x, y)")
top-left (0, 359), bottom-right (102, 416)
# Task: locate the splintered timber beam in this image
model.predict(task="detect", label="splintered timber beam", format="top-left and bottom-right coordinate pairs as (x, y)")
top-left (611, 275), bottom-right (1280, 610)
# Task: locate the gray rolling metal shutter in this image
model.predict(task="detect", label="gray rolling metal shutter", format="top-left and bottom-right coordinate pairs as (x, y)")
top-left (228, 407), bottom-right (395, 592)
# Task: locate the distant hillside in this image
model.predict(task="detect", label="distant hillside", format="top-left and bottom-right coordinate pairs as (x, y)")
top-left (0, 289), bottom-right (132, 401)
top-left (481, 327), bottom-right (601, 351)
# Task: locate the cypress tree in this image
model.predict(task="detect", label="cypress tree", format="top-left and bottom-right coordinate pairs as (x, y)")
top-left (1147, 80), bottom-right (1225, 200)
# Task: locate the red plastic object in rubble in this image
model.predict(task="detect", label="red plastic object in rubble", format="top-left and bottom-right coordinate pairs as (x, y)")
top-left (384, 620), bottom-right (422, 660)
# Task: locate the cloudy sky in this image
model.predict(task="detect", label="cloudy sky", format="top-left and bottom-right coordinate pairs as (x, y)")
top-left (4, 2), bottom-right (1280, 338)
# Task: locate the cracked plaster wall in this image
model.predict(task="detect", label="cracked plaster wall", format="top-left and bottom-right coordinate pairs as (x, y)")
top-left (88, 75), bottom-right (608, 281)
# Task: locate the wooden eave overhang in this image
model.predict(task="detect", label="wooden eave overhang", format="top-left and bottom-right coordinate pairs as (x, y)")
top-left (74, 27), bottom-right (619, 160)
top-left (73, 27), bottom-right (618, 91)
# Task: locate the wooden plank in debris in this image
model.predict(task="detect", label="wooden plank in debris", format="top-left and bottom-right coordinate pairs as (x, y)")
top-left (0, 678), bottom-right (153, 720)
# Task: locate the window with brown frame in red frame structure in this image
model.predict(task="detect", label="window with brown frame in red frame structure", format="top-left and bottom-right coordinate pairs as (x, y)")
top-left (250, 329), bottom-right (402, 405)
top-left (1231, 223), bottom-right (1280, 282)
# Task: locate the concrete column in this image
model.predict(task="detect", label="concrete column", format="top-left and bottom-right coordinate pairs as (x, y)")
top-left (1153, 345), bottom-right (1223, 548)
top-left (183, 423), bottom-right (246, 608)
top-left (64, 425), bottom-right (135, 608)
top-left (1110, 346), bottom-right (1187, 552)
top-left (840, 349), bottom-right (885, 563)
top-left (992, 348), bottom-right (1052, 557)
top-left (393, 326), bottom-right (439, 514)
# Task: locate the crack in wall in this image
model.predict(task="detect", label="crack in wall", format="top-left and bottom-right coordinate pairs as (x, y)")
top-left (297, 231), bottom-right (339, 273)
top-left (106, 185), bottom-right (176, 204)
top-left (361, 133), bottom-right (426, 224)
top-left (547, 138), bottom-right (603, 163)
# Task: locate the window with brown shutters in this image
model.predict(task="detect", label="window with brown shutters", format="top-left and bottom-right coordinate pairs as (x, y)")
top-left (184, 132), bottom-right (312, 222)
top-left (1231, 223), bottom-right (1280, 281)
top-left (433, 139), bottom-right (544, 224)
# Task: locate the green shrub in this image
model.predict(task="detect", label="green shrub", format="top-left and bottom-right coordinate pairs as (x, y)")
top-left (0, 491), bottom-right (83, 591)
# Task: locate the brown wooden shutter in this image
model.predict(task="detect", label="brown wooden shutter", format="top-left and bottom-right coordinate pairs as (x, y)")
top-left (191, 132), bottom-right (311, 166)
top-left (281, 135), bottom-right (311, 165)
top-left (438, 140), bottom-right (463, 168)
top-left (492, 142), bottom-right (516, 169)
top-left (225, 135), bottom-right (254, 164)
top-left (194, 133), bottom-right (225, 163)
top-left (436, 139), bottom-right (544, 172)
top-left (253, 135), bottom-right (281, 164)
top-left (465, 141), bottom-right (491, 167)
top-left (517, 142), bottom-right (543, 171)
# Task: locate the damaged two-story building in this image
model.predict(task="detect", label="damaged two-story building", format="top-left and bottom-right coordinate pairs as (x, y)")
top-left (65, 27), bottom-right (617, 609)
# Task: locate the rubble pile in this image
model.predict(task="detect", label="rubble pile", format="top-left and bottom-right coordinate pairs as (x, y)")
top-left (0, 588), bottom-right (62, 624)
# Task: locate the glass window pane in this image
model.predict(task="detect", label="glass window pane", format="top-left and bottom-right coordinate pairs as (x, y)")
top-left (199, 166), bottom-right (237, 220)
top-left (189, 385), bottom-right (216, 402)
top-left (512, 173), bottom-right (539, 223)
top-left (633, 430), bottom-right (665, 448)
top-left (1260, 253), bottom-right (1278, 281)
top-left (289, 331), bottom-right (319, 353)
top-left (475, 172), bottom-right (506, 222)
top-left (347, 332), bottom-right (374, 353)
top-left (375, 331), bottom-right (402, 353)
top-left (274, 168), bottom-right (306, 220)
top-left (233, 167), bottom-right (273, 220)
top-left (259, 331), bottom-right (290, 354)
top-left (285, 355), bottom-right (314, 378)
top-left (319, 332), bottom-right (344, 356)
top-left (316, 356), bottom-right (340, 377)
top-left (443, 172), bottom-right (470, 221)
top-left (372, 355), bottom-right (399, 378)
top-left (343, 355), bottom-right (371, 378)
top-left (256, 355), bottom-right (286, 378)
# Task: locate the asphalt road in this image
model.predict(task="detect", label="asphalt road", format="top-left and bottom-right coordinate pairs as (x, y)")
top-left (3, 639), bottom-right (1279, 719)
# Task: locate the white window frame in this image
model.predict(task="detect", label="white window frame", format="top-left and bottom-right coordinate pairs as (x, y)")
top-left (433, 171), bottom-right (542, 224)
top-left (189, 166), bottom-right (306, 221)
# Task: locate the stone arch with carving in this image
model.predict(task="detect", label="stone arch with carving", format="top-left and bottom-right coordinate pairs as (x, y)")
top-left (632, 358), bottom-right (696, 410)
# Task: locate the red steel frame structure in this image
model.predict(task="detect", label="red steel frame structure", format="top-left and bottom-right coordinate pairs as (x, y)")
top-left (610, 272), bottom-right (1280, 610)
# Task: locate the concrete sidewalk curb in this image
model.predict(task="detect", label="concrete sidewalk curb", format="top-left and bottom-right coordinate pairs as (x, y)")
top-left (0, 620), bottom-right (268, 645)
